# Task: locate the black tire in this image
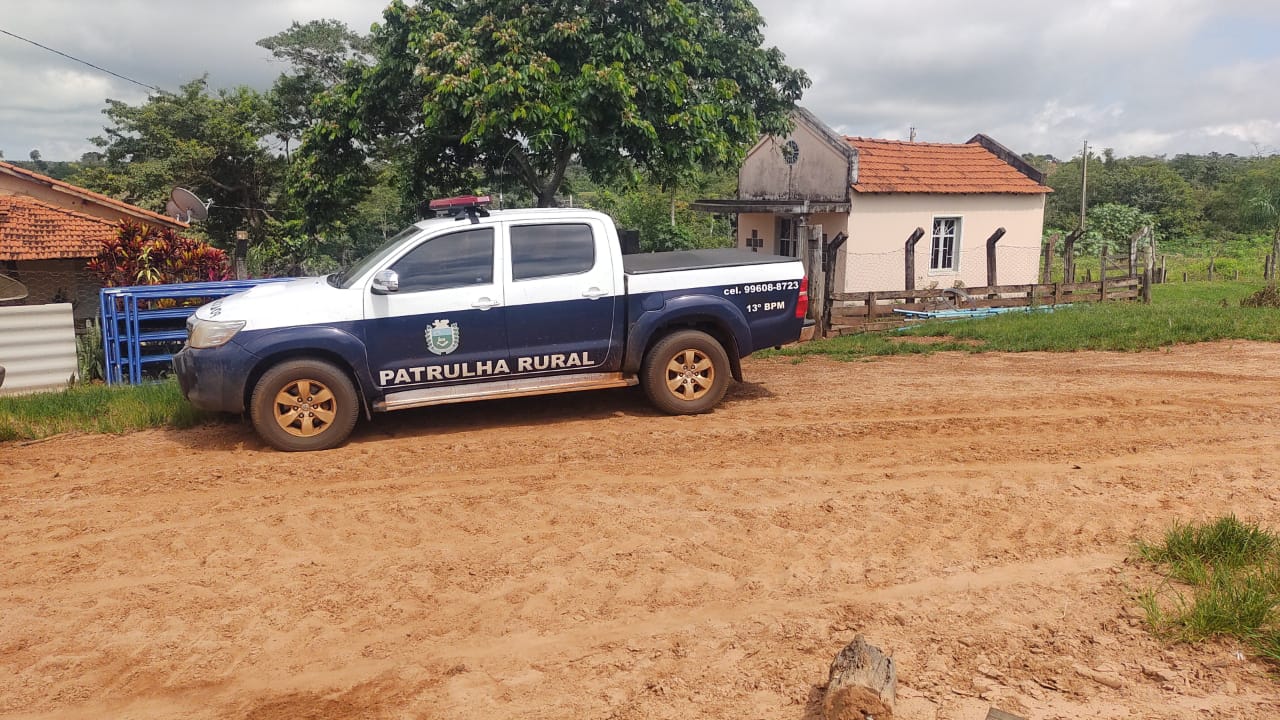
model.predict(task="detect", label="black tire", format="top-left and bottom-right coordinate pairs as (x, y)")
top-left (249, 359), bottom-right (359, 452)
top-left (641, 329), bottom-right (731, 415)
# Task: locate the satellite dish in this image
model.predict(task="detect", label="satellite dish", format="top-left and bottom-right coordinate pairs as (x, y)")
top-left (169, 187), bottom-right (210, 222)
top-left (0, 273), bottom-right (28, 302)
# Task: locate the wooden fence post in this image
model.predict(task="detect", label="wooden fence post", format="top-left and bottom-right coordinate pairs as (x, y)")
top-left (1100, 243), bottom-right (1108, 301)
top-left (1144, 227), bottom-right (1155, 304)
top-left (807, 225), bottom-right (825, 335)
top-left (824, 232), bottom-right (848, 336)
top-left (1042, 233), bottom-right (1058, 284)
top-left (1062, 228), bottom-right (1081, 284)
top-left (903, 227), bottom-right (924, 298)
top-left (866, 291), bottom-right (877, 323)
top-left (986, 227), bottom-right (1007, 290)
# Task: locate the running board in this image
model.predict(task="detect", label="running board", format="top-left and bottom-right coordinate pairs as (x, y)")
top-left (375, 372), bottom-right (638, 412)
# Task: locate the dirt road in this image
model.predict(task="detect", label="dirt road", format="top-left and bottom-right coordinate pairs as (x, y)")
top-left (4, 342), bottom-right (1280, 719)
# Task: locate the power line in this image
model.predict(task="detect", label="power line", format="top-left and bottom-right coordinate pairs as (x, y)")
top-left (0, 27), bottom-right (162, 93)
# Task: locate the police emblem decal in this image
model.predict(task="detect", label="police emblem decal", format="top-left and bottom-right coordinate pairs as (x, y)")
top-left (425, 319), bottom-right (461, 355)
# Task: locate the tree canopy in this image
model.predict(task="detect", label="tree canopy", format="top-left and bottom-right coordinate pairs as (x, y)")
top-left (74, 78), bottom-right (281, 277)
top-left (257, 19), bottom-right (372, 148)
top-left (297, 0), bottom-right (808, 224)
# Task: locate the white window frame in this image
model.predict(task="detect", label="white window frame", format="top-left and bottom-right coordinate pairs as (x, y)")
top-left (929, 216), bottom-right (961, 273)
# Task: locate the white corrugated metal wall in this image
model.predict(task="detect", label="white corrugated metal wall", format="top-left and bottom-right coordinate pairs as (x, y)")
top-left (0, 303), bottom-right (77, 396)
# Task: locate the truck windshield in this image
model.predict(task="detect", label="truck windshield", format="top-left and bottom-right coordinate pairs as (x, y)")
top-left (328, 225), bottom-right (424, 289)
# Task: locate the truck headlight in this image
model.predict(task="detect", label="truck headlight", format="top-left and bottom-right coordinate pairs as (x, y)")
top-left (189, 319), bottom-right (246, 349)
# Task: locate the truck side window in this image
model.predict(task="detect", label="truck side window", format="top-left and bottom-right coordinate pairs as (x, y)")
top-left (510, 224), bottom-right (595, 281)
top-left (391, 227), bottom-right (494, 293)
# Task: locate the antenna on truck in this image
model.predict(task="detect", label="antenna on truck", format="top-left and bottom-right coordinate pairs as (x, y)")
top-left (425, 195), bottom-right (491, 224)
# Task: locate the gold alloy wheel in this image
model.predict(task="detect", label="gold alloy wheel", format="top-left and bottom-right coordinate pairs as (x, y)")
top-left (272, 378), bottom-right (338, 437)
top-left (665, 348), bottom-right (715, 401)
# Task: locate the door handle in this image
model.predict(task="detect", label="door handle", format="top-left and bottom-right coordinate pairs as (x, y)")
top-left (582, 287), bottom-right (609, 299)
top-left (471, 297), bottom-right (501, 310)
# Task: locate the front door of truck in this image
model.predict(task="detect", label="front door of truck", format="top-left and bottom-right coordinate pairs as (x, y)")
top-left (362, 226), bottom-right (509, 395)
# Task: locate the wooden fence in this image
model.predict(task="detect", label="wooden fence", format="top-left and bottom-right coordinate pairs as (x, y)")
top-left (825, 278), bottom-right (1142, 335)
top-left (799, 223), bottom-right (1152, 338)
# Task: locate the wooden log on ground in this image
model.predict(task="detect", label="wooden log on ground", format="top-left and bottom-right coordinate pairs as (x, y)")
top-left (822, 635), bottom-right (896, 720)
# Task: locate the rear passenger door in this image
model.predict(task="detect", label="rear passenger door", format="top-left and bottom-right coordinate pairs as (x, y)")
top-left (502, 219), bottom-right (619, 375)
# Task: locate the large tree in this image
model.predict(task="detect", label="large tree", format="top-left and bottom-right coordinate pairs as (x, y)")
top-left (74, 78), bottom-right (281, 278)
top-left (258, 19), bottom-right (372, 151)
top-left (298, 0), bottom-right (808, 221)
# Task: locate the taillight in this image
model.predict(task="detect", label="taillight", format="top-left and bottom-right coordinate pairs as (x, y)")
top-left (796, 276), bottom-right (809, 319)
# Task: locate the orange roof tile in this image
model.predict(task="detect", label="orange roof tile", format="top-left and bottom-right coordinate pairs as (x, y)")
top-left (846, 137), bottom-right (1050, 195)
top-left (0, 195), bottom-right (117, 261)
top-left (0, 160), bottom-right (186, 229)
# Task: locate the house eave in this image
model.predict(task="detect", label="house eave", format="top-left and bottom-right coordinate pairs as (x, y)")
top-left (690, 199), bottom-right (851, 215)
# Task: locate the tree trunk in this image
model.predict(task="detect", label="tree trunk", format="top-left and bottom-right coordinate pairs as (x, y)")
top-left (822, 635), bottom-right (896, 720)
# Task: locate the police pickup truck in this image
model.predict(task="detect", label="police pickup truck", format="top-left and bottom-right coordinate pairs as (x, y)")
top-left (174, 196), bottom-right (808, 451)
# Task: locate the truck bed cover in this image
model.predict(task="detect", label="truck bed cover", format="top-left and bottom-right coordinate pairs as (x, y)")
top-left (622, 248), bottom-right (796, 275)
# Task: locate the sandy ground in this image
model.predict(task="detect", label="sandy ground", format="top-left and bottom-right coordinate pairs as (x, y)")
top-left (4, 341), bottom-right (1280, 720)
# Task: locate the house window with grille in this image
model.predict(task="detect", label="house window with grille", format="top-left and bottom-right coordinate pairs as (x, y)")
top-left (778, 218), bottom-right (798, 258)
top-left (930, 217), bottom-right (960, 271)
top-left (745, 229), bottom-right (764, 252)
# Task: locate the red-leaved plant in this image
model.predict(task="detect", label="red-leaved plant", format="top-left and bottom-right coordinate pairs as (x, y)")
top-left (88, 220), bottom-right (231, 288)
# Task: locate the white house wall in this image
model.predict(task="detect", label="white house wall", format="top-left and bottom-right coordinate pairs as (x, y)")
top-left (738, 120), bottom-right (851, 202)
top-left (841, 193), bottom-right (1046, 293)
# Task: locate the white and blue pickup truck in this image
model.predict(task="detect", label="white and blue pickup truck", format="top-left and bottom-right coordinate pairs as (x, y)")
top-left (174, 197), bottom-right (808, 451)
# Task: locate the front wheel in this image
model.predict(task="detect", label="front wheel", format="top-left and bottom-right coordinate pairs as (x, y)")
top-left (249, 359), bottom-right (359, 452)
top-left (641, 330), bottom-right (731, 415)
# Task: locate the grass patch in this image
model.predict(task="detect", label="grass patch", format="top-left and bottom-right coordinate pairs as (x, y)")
top-left (1138, 516), bottom-right (1280, 667)
top-left (767, 282), bottom-right (1280, 361)
top-left (0, 379), bottom-right (211, 441)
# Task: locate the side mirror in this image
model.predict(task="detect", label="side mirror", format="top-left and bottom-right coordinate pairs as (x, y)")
top-left (371, 269), bottom-right (400, 295)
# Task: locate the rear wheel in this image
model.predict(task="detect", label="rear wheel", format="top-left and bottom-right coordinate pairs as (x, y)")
top-left (249, 359), bottom-right (359, 452)
top-left (641, 330), bottom-right (731, 415)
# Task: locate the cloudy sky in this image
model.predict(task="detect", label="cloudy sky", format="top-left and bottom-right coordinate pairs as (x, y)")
top-left (1, 0), bottom-right (1278, 161)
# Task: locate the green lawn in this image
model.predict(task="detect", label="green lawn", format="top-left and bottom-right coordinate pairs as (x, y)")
top-left (0, 379), bottom-right (210, 442)
top-left (769, 281), bottom-right (1280, 361)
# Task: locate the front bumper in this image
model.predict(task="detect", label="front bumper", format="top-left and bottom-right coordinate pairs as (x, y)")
top-left (173, 342), bottom-right (258, 414)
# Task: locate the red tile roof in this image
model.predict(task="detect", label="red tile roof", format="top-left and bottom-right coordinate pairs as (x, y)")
top-left (0, 195), bottom-right (116, 261)
top-left (0, 160), bottom-right (186, 229)
top-left (845, 137), bottom-right (1050, 195)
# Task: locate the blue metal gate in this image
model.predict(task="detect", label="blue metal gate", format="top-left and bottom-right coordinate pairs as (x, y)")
top-left (100, 279), bottom-right (293, 385)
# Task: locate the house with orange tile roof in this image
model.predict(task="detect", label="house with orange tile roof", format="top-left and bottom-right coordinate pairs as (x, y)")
top-left (0, 160), bottom-right (187, 322)
top-left (694, 108), bottom-right (1050, 293)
